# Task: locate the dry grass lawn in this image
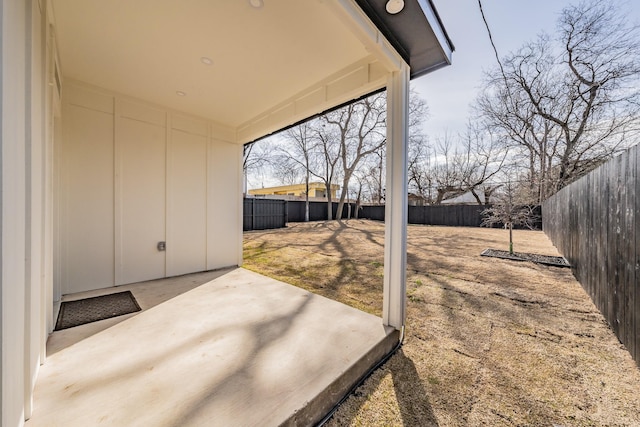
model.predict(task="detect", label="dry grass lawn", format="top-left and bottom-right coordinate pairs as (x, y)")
top-left (243, 220), bottom-right (640, 426)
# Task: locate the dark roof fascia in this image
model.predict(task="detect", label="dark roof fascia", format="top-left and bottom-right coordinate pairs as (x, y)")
top-left (356, 0), bottom-right (455, 79)
top-left (410, 58), bottom-right (451, 80)
top-left (423, 0), bottom-right (455, 53)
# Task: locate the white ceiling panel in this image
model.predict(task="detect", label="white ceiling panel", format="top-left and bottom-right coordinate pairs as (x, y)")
top-left (52, 0), bottom-right (370, 127)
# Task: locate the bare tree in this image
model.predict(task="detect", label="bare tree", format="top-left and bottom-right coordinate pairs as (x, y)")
top-left (263, 89), bottom-right (428, 219)
top-left (367, 146), bottom-right (386, 204)
top-left (408, 126), bottom-right (507, 205)
top-left (311, 122), bottom-right (341, 220)
top-left (348, 145), bottom-right (385, 204)
top-left (320, 89), bottom-right (430, 218)
top-left (243, 140), bottom-right (275, 193)
top-left (460, 125), bottom-right (509, 205)
top-left (270, 118), bottom-right (341, 220)
top-left (476, 0), bottom-right (640, 203)
top-left (481, 180), bottom-right (540, 254)
top-left (407, 136), bottom-right (434, 203)
top-left (351, 172), bottom-right (368, 218)
top-left (431, 135), bottom-right (467, 203)
top-left (273, 122), bottom-right (317, 221)
top-left (323, 93), bottom-right (388, 220)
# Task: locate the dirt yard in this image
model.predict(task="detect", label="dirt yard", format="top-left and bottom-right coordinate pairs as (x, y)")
top-left (243, 220), bottom-right (640, 427)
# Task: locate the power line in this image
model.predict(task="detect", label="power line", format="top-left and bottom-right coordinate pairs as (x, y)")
top-left (477, 0), bottom-right (509, 87)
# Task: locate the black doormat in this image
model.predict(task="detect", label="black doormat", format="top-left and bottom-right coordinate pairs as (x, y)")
top-left (55, 291), bottom-right (141, 331)
top-left (481, 248), bottom-right (571, 268)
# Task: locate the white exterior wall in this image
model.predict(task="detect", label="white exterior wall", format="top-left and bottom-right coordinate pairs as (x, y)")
top-left (25, 0), bottom-right (47, 418)
top-left (1, 5), bottom-right (243, 419)
top-left (59, 82), bottom-right (242, 294)
top-left (1, 0), bottom-right (28, 424)
top-left (209, 137), bottom-right (244, 270)
top-left (1, 0), bottom-right (51, 425)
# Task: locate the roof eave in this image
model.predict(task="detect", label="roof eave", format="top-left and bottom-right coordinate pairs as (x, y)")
top-left (357, 0), bottom-right (454, 79)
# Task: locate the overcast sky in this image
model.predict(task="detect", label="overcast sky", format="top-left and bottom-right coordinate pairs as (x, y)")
top-left (413, 0), bottom-right (640, 138)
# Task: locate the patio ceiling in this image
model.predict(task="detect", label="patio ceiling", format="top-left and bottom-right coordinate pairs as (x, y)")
top-left (52, 0), bottom-right (452, 143)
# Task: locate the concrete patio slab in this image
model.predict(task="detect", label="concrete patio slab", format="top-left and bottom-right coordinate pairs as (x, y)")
top-left (26, 268), bottom-right (398, 427)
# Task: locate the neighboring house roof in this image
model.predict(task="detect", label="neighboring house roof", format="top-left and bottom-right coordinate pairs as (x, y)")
top-left (441, 191), bottom-right (487, 205)
top-left (249, 182), bottom-right (339, 195)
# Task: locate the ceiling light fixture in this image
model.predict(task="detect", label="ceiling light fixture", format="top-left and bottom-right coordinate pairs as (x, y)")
top-left (385, 0), bottom-right (404, 14)
top-left (249, 0), bottom-right (264, 8)
top-left (176, 91), bottom-right (186, 97)
top-left (200, 57), bottom-right (213, 65)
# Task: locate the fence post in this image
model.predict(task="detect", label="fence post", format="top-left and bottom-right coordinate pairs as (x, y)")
top-left (284, 200), bottom-right (288, 226)
top-left (251, 198), bottom-right (255, 231)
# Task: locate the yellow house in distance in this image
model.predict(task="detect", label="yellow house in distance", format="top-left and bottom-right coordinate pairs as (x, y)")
top-left (249, 182), bottom-right (339, 199)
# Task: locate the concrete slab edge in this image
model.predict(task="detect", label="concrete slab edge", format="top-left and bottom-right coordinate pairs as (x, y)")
top-left (281, 328), bottom-right (401, 427)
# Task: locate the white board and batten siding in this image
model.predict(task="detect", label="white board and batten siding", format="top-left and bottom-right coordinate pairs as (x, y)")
top-left (60, 82), bottom-right (242, 294)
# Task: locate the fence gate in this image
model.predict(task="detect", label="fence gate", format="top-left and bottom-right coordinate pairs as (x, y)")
top-left (243, 199), bottom-right (287, 231)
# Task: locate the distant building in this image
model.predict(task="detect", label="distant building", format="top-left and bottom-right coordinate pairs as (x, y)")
top-left (441, 190), bottom-right (487, 205)
top-left (408, 193), bottom-right (427, 206)
top-left (249, 182), bottom-right (339, 199)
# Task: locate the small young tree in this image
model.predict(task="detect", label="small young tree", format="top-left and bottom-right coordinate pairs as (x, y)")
top-left (481, 181), bottom-right (540, 254)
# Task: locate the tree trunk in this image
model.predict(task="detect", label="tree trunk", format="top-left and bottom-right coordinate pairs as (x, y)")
top-left (336, 197), bottom-right (345, 220)
top-left (483, 187), bottom-right (494, 205)
top-left (325, 182), bottom-right (333, 221)
top-left (304, 173), bottom-right (309, 222)
top-left (378, 153), bottom-right (384, 204)
top-left (336, 173), bottom-right (352, 221)
top-left (529, 148), bottom-right (536, 192)
top-left (471, 189), bottom-right (482, 205)
top-left (538, 135), bottom-right (547, 204)
top-left (305, 199), bottom-right (309, 222)
top-left (509, 222), bottom-right (514, 254)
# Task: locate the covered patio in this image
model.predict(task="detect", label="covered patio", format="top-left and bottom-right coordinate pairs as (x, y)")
top-left (1, 0), bottom-right (452, 425)
top-left (26, 268), bottom-right (398, 426)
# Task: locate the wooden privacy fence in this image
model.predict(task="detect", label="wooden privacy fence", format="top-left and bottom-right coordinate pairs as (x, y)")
top-left (361, 204), bottom-right (488, 227)
top-left (243, 198), bottom-right (287, 231)
top-left (286, 201), bottom-right (358, 222)
top-left (543, 144), bottom-right (639, 366)
top-left (360, 204), bottom-right (542, 228)
top-left (244, 199), bottom-right (541, 230)
top-left (243, 199), bottom-right (357, 230)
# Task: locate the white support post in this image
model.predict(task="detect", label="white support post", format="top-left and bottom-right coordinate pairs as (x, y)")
top-left (383, 63), bottom-right (409, 330)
